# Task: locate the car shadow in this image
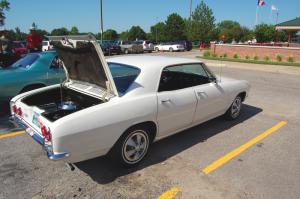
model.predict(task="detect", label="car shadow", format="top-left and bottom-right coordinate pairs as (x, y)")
top-left (75, 104), bottom-right (262, 184)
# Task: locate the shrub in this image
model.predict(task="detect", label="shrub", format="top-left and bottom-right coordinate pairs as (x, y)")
top-left (203, 51), bottom-right (211, 57)
top-left (245, 55), bottom-right (250, 60)
top-left (223, 53), bottom-right (227, 58)
top-left (264, 56), bottom-right (270, 61)
top-left (233, 53), bottom-right (239, 59)
top-left (253, 56), bottom-right (259, 61)
top-left (212, 53), bottom-right (217, 58)
top-left (287, 56), bottom-right (294, 63)
top-left (276, 55), bottom-right (282, 62)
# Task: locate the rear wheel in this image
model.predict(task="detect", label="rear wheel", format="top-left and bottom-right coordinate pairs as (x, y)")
top-left (155, 47), bottom-right (159, 52)
top-left (110, 126), bottom-right (151, 167)
top-left (124, 49), bottom-right (129, 54)
top-left (224, 95), bottom-right (242, 120)
top-left (169, 47), bottom-right (173, 52)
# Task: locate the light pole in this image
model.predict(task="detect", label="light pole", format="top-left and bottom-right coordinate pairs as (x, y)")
top-left (189, 0), bottom-right (192, 19)
top-left (100, 0), bottom-right (103, 43)
top-left (155, 17), bottom-right (158, 43)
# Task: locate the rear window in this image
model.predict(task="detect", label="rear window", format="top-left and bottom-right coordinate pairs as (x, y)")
top-left (9, 54), bottom-right (39, 68)
top-left (108, 62), bottom-right (140, 95)
top-left (42, 41), bottom-right (49, 46)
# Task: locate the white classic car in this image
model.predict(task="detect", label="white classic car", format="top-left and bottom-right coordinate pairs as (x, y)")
top-left (154, 42), bottom-right (185, 52)
top-left (10, 35), bottom-right (250, 167)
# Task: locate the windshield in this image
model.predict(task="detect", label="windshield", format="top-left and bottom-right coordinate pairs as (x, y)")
top-left (108, 62), bottom-right (140, 95)
top-left (9, 54), bottom-right (39, 68)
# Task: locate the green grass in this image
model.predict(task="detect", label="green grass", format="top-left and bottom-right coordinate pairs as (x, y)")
top-left (197, 56), bottom-right (300, 67)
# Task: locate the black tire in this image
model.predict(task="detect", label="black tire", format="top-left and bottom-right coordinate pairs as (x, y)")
top-left (110, 125), bottom-right (151, 167)
top-left (169, 47), bottom-right (173, 52)
top-left (224, 95), bottom-right (243, 120)
top-left (20, 84), bottom-right (45, 94)
top-left (124, 49), bottom-right (129, 54)
top-left (155, 47), bottom-right (159, 52)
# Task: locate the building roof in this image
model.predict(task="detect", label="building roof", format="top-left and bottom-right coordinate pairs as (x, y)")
top-left (276, 18), bottom-right (300, 30)
top-left (277, 18), bottom-right (300, 26)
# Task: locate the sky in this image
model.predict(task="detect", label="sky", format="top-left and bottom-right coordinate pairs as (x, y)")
top-left (3, 0), bottom-right (300, 34)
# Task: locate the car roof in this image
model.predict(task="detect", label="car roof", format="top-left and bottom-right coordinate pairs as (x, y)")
top-left (107, 55), bottom-right (203, 71)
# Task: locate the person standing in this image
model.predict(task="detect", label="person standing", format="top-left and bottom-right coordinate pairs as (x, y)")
top-left (26, 26), bottom-right (42, 52)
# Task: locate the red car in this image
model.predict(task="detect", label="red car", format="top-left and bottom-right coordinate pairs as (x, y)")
top-left (12, 41), bottom-right (28, 55)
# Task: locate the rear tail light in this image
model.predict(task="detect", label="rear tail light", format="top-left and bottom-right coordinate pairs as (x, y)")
top-left (12, 105), bottom-right (17, 113)
top-left (41, 125), bottom-right (52, 142)
top-left (17, 107), bottom-right (23, 117)
top-left (12, 105), bottom-right (22, 116)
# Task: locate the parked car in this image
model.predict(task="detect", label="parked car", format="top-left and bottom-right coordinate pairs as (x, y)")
top-left (134, 40), bottom-right (154, 52)
top-left (154, 42), bottom-right (185, 52)
top-left (100, 40), bottom-right (121, 55)
top-left (0, 52), bottom-right (22, 68)
top-left (12, 41), bottom-right (28, 55)
top-left (0, 51), bottom-right (65, 104)
top-left (117, 40), bottom-right (143, 54)
top-left (42, 41), bottom-right (53, 51)
top-left (176, 40), bottom-right (192, 51)
top-left (11, 36), bottom-right (250, 167)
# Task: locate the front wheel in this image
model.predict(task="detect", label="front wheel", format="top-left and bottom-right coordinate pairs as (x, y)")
top-left (169, 47), bottom-right (173, 52)
top-left (110, 126), bottom-right (151, 167)
top-left (155, 47), bottom-right (159, 52)
top-left (224, 95), bottom-right (242, 120)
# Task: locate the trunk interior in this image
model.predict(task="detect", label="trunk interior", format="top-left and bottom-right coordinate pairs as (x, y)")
top-left (22, 87), bottom-right (103, 122)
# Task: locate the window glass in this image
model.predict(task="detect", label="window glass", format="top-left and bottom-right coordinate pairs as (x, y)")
top-left (158, 64), bottom-right (211, 92)
top-left (50, 56), bottom-right (63, 69)
top-left (9, 53), bottom-right (39, 68)
top-left (108, 62), bottom-right (140, 95)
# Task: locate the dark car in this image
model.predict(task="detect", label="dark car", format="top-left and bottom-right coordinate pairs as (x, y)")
top-left (100, 40), bottom-right (121, 55)
top-left (177, 40), bottom-right (192, 51)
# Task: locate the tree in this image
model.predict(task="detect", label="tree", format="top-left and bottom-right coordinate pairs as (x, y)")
top-left (0, 0), bottom-right (9, 26)
top-left (36, 29), bottom-right (49, 39)
top-left (217, 20), bottom-right (243, 43)
top-left (51, 27), bottom-right (69, 36)
top-left (149, 22), bottom-right (167, 42)
top-left (164, 13), bottom-right (186, 41)
top-left (186, 1), bottom-right (215, 42)
top-left (15, 27), bottom-right (27, 41)
top-left (103, 29), bottom-right (118, 40)
top-left (127, 26), bottom-right (146, 40)
top-left (254, 24), bottom-right (276, 43)
top-left (119, 31), bottom-right (129, 40)
top-left (69, 26), bottom-right (79, 35)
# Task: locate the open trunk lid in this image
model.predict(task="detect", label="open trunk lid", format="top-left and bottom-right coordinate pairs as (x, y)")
top-left (48, 35), bottom-right (118, 100)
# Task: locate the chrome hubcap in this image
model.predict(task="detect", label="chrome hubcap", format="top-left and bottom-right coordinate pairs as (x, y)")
top-left (123, 131), bottom-right (148, 163)
top-left (231, 97), bottom-right (242, 118)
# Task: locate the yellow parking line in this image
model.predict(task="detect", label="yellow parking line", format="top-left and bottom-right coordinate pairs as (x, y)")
top-left (0, 130), bottom-right (25, 139)
top-left (202, 121), bottom-right (287, 174)
top-left (157, 187), bottom-right (181, 199)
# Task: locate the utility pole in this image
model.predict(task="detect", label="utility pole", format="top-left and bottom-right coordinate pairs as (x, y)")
top-left (100, 0), bottom-right (103, 43)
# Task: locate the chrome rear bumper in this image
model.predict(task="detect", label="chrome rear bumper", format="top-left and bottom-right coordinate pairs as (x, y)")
top-left (10, 115), bottom-right (69, 161)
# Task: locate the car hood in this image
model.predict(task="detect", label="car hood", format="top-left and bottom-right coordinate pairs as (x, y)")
top-left (49, 35), bottom-right (118, 98)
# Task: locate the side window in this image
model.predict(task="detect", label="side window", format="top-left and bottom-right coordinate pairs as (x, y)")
top-left (50, 56), bottom-right (63, 69)
top-left (158, 64), bottom-right (211, 92)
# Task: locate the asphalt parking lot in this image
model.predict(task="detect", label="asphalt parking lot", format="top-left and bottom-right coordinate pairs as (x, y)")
top-left (0, 50), bottom-right (299, 199)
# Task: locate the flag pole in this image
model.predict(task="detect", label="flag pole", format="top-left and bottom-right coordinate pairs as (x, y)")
top-left (255, 5), bottom-right (259, 26)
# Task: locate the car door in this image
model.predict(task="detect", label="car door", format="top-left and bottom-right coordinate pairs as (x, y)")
top-left (190, 64), bottom-right (228, 123)
top-left (156, 64), bottom-right (198, 138)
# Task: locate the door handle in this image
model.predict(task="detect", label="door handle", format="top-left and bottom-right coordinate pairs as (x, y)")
top-left (161, 99), bottom-right (171, 103)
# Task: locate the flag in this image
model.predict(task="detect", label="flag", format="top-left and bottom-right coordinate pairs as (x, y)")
top-left (271, 5), bottom-right (278, 11)
top-left (258, 0), bottom-right (266, 6)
